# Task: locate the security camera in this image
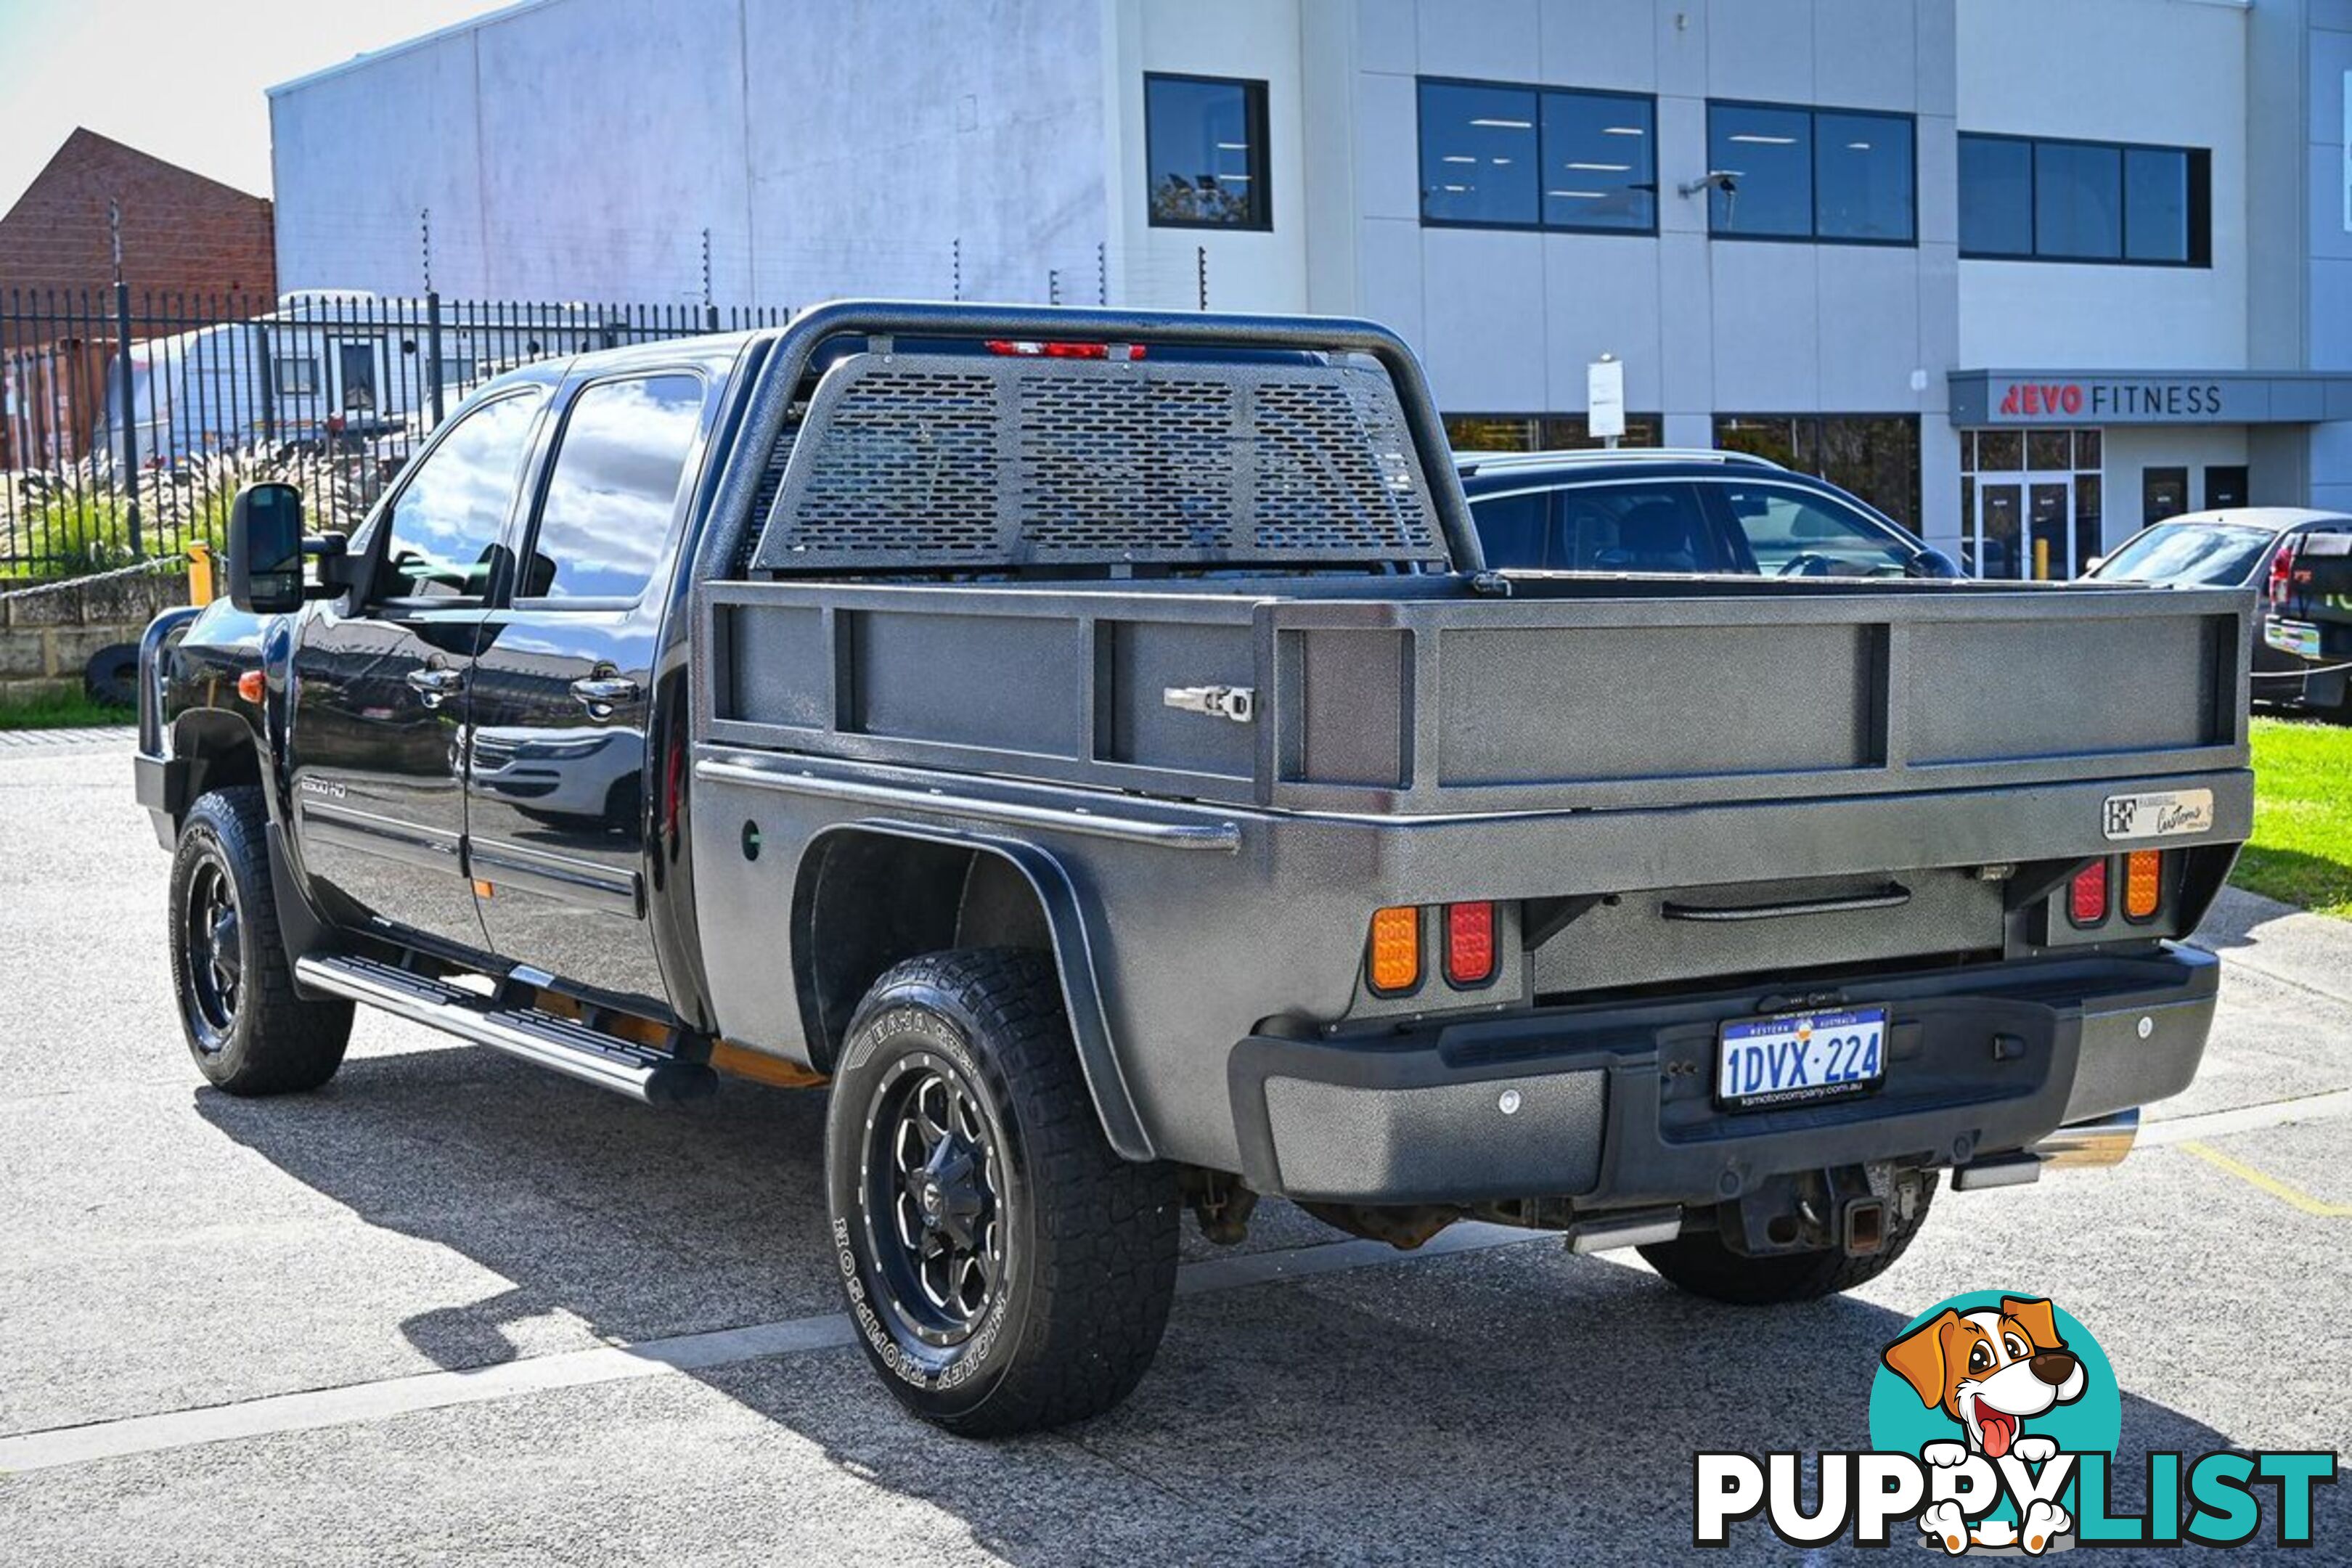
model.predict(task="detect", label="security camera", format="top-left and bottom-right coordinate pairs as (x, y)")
top-left (1678, 170), bottom-right (1738, 198)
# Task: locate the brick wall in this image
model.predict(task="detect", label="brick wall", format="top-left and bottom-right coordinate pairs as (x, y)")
top-left (0, 572), bottom-right (189, 706)
top-left (0, 128), bottom-right (275, 306)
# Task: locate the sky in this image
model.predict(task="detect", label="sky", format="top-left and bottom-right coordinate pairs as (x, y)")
top-left (0, 0), bottom-right (513, 214)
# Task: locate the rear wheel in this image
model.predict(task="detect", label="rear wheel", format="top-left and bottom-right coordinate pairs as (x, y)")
top-left (824, 948), bottom-right (1180, 1436)
top-left (1638, 1173), bottom-right (1938, 1304)
top-left (168, 786), bottom-right (352, 1095)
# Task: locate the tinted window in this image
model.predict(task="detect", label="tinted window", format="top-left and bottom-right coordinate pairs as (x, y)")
top-left (523, 375), bottom-right (703, 603)
top-left (2090, 523), bottom-right (2273, 587)
top-left (2124, 147), bottom-right (2189, 263)
top-left (2034, 142), bottom-right (2123, 259)
top-left (1720, 484), bottom-right (1914, 577)
top-left (1418, 81), bottom-right (1539, 224)
top-left (1715, 414), bottom-right (1922, 529)
top-left (1709, 103), bottom-right (1812, 237)
top-left (1556, 483), bottom-right (1723, 573)
top-left (1541, 90), bottom-right (1656, 232)
top-left (1958, 136), bottom-right (2033, 255)
top-left (380, 391), bottom-right (543, 601)
top-left (1468, 490), bottom-right (1550, 568)
top-left (1145, 75), bottom-right (1270, 229)
top-left (1814, 112), bottom-right (1914, 241)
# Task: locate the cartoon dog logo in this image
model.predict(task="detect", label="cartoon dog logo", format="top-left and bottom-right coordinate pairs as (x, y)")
top-left (1882, 1296), bottom-right (2087, 1554)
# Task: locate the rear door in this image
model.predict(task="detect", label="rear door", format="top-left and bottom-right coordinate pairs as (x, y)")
top-left (285, 386), bottom-right (548, 952)
top-left (464, 368), bottom-right (711, 1007)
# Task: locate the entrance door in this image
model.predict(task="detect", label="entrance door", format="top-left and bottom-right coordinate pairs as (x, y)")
top-left (285, 387), bottom-right (547, 954)
top-left (465, 369), bottom-right (708, 1005)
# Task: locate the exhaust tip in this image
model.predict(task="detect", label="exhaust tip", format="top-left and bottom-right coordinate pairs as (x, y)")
top-left (2031, 1108), bottom-right (2141, 1171)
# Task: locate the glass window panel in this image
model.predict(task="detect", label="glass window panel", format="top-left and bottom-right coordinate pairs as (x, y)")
top-left (1714, 415), bottom-right (1801, 467)
top-left (1979, 481), bottom-right (2023, 579)
top-left (2035, 142), bottom-right (2122, 259)
top-left (380, 391), bottom-right (543, 601)
top-left (1960, 430), bottom-right (1977, 473)
top-left (1541, 412), bottom-right (1661, 449)
top-left (1708, 104), bottom-right (1813, 237)
top-left (2074, 428), bottom-right (2102, 469)
top-left (525, 375), bottom-right (702, 602)
top-left (1556, 483), bottom-right (1725, 571)
top-left (1816, 415), bottom-right (1921, 529)
top-left (1419, 82), bottom-right (1540, 225)
top-left (2142, 466), bottom-right (2189, 526)
top-left (2028, 430), bottom-right (2071, 472)
top-left (1815, 112), bottom-right (1913, 241)
top-left (2075, 475), bottom-right (2104, 573)
top-left (2124, 147), bottom-right (2189, 263)
top-left (1445, 414), bottom-right (1540, 452)
top-left (1978, 430), bottom-right (2025, 471)
top-left (1468, 490), bottom-right (1550, 568)
top-left (1541, 91), bottom-right (1655, 231)
top-left (2028, 482), bottom-right (2071, 579)
top-left (1146, 76), bottom-right (1269, 229)
top-left (1958, 136), bottom-right (2033, 256)
top-left (1721, 483), bottom-right (1916, 577)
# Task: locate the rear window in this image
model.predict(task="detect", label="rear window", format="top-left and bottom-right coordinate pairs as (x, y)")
top-left (2091, 523), bottom-right (2274, 587)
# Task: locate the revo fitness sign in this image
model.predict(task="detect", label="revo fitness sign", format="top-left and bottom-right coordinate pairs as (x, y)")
top-left (1993, 377), bottom-right (2230, 422)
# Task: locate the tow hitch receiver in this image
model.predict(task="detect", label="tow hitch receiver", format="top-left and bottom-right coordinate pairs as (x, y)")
top-left (1842, 1197), bottom-right (1886, 1257)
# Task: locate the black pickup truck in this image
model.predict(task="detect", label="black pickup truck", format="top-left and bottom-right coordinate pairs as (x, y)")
top-left (2261, 520), bottom-right (2352, 711)
top-left (136, 302), bottom-right (2252, 1435)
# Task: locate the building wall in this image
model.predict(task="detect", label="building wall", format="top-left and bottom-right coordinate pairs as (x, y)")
top-left (1956, 0), bottom-right (2250, 371)
top-left (269, 0), bottom-right (1108, 308)
top-left (0, 129), bottom-right (275, 303)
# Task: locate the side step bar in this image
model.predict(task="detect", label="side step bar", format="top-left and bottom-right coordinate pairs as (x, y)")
top-left (294, 954), bottom-right (715, 1106)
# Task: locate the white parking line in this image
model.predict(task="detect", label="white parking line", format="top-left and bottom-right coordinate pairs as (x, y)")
top-left (2141, 1086), bottom-right (2352, 1147)
top-left (0, 1223), bottom-right (1548, 1476)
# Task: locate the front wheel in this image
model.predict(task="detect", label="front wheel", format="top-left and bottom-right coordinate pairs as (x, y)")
top-left (824, 948), bottom-right (1180, 1436)
top-left (1638, 1172), bottom-right (1939, 1304)
top-left (168, 786), bottom-right (353, 1094)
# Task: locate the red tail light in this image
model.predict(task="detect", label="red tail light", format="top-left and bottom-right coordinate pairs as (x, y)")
top-left (2069, 859), bottom-right (2110, 928)
top-left (984, 340), bottom-right (1145, 360)
top-left (2269, 541), bottom-right (2295, 605)
top-left (1443, 901), bottom-right (1496, 987)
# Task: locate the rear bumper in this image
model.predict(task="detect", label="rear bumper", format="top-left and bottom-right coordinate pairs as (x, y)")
top-left (1228, 944), bottom-right (2218, 1206)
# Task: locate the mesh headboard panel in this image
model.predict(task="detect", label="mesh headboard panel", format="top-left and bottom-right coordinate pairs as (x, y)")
top-left (747, 351), bottom-right (1448, 571)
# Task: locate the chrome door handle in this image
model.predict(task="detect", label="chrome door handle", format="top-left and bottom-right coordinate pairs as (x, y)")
top-left (404, 667), bottom-right (465, 707)
top-left (570, 674), bottom-right (640, 717)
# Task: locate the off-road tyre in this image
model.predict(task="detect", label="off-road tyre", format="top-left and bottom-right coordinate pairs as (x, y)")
top-left (168, 785), bottom-right (353, 1094)
top-left (825, 947), bottom-right (1180, 1436)
top-left (1638, 1172), bottom-right (1939, 1304)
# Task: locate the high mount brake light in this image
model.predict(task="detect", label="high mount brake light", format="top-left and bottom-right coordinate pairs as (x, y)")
top-left (2270, 541), bottom-right (2295, 604)
top-left (982, 340), bottom-right (1146, 360)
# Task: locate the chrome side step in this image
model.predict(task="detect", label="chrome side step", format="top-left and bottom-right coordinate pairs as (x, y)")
top-left (294, 954), bottom-right (715, 1106)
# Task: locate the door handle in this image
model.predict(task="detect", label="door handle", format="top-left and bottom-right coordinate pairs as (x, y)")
top-left (404, 666), bottom-right (465, 708)
top-left (570, 674), bottom-right (640, 717)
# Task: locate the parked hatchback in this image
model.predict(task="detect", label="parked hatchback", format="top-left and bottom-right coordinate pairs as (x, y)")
top-left (1456, 449), bottom-right (1959, 579)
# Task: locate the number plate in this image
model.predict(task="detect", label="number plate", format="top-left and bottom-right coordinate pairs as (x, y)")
top-left (2268, 618), bottom-right (2323, 659)
top-left (1715, 1007), bottom-right (1887, 1111)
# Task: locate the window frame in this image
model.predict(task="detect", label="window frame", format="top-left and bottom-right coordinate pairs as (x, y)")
top-left (1704, 99), bottom-right (1918, 248)
top-left (1957, 131), bottom-right (2211, 269)
top-left (510, 367), bottom-right (713, 613)
top-left (1416, 77), bottom-right (1660, 237)
top-left (1143, 71), bottom-right (1273, 232)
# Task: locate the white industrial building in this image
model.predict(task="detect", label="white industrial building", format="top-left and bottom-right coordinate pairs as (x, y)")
top-left (269, 0), bottom-right (2352, 571)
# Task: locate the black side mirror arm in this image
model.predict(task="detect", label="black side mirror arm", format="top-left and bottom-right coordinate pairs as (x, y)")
top-left (303, 533), bottom-right (356, 599)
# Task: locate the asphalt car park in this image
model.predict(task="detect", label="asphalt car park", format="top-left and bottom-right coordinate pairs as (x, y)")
top-left (1, 731), bottom-right (2347, 1566)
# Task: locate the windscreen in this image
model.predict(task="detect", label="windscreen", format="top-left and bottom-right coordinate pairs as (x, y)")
top-left (2091, 523), bottom-right (2272, 587)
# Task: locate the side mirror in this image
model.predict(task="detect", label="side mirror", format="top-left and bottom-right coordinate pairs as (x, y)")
top-left (226, 483), bottom-right (306, 613)
top-left (226, 483), bottom-right (348, 614)
top-left (2084, 554), bottom-right (2106, 573)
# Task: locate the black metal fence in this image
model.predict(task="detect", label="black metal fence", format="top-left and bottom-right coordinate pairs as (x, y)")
top-left (0, 288), bottom-right (791, 579)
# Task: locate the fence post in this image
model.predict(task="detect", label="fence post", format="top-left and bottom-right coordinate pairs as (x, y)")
top-left (425, 291), bottom-right (446, 428)
top-left (113, 279), bottom-right (142, 557)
